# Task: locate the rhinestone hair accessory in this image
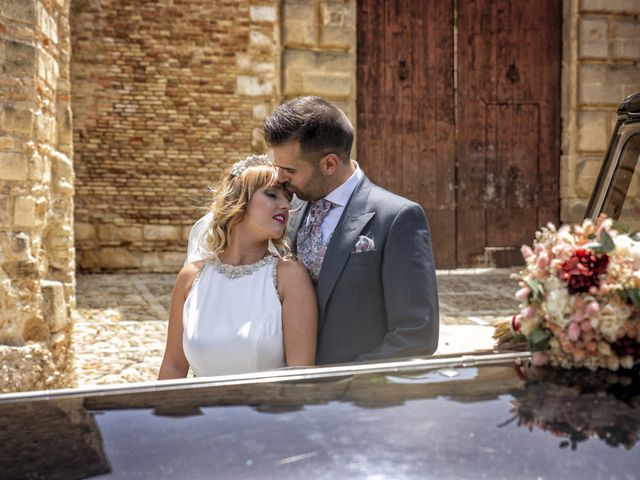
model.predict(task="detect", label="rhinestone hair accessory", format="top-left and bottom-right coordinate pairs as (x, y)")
top-left (229, 154), bottom-right (273, 177)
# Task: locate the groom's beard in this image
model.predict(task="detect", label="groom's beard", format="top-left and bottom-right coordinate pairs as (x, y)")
top-left (283, 171), bottom-right (327, 202)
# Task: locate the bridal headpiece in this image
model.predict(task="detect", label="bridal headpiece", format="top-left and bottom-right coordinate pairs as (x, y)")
top-left (229, 154), bottom-right (273, 177)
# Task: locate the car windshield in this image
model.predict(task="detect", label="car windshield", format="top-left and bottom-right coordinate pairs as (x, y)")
top-left (602, 131), bottom-right (640, 232)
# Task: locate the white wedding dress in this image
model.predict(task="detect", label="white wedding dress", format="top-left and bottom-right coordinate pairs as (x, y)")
top-left (182, 255), bottom-right (285, 376)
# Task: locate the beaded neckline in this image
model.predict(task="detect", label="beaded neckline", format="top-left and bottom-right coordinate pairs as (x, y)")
top-left (206, 254), bottom-right (277, 280)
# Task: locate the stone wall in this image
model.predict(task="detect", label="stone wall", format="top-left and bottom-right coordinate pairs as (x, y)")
top-left (282, 0), bottom-right (356, 124)
top-left (561, 0), bottom-right (640, 222)
top-left (0, 0), bottom-right (75, 392)
top-left (71, 0), bottom-right (280, 272)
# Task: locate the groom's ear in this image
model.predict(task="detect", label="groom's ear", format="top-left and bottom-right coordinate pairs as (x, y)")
top-left (319, 153), bottom-right (339, 175)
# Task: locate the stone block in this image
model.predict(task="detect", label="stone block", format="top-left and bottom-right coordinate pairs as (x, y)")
top-left (611, 19), bottom-right (640, 60)
top-left (37, 49), bottom-right (59, 88)
top-left (580, 0), bottom-right (640, 14)
top-left (0, 0), bottom-right (36, 23)
top-left (76, 250), bottom-right (98, 270)
top-left (51, 150), bottom-right (74, 184)
top-left (0, 196), bottom-right (10, 226)
top-left (143, 224), bottom-right (181, 241)
top-left (41, 279), bottom-right (67, 333)
top-left (98, 224), bottom-right (143, 242)
top-left (250, 28), bottom-right (273, 47)
top-left (576, 156), bottom-right (603, 197)
top-left (141, 252), bottom-right (185, 272)
top-left (36, 2), bottom-right (58, 44)
top-left (302, 72), bottom-right (352, 97)
top-left (283, 1), bottom-right (316, 47)
top-left (1, 105), bottom-right (34, 135)
top-left (74, 222), bottom-right (96, 241)
top-left (578, 64), bottom-right (640, 105)
top-left (36, 111), bottom-right (57, 145)
top-left (0, 137), bottom-right (15, 150)
top-left (2, 39), bottom-right (37, 78)
top-left (13, 197), bottom-right (37, 227)
top-left (96, 247), bottom-right (141, 269)
top-left (252, 103), bottom-right (270, 120)
top-left (237, 75), bottom-right (273, 96)
top-left (578, 17), bottom-right (608, 59)
top-left (560, 198), bottom-right (589, 224)
top-left (0, 152), bottom-right (28, 180)
top-left (250, 5), bottom-right (277, 22)
top-left (283, 50), bottom-right (354, 95)
top-left (320, 1), bottom-right (355, 50)
top-left (28, 150), bottom-right (45, 182)
top-left (577, 110), bottom-right (609, 151)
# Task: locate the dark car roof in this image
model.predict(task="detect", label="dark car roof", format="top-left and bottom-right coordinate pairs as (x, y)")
top-left (2, 352), bottom-right (640, 479)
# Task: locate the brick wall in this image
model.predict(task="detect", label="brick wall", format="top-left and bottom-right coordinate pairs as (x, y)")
top-left (71, 0), bottom-right (279, 271)
top-left (561, 0), bottom-right (640, 222)
top-left (0, 0), bottom-right (75, 392)
top-left (70, 0), bottom-right (357, 272)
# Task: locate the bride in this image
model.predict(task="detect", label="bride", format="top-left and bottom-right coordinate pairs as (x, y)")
top-left (158, 154), bottom-right (317, 379)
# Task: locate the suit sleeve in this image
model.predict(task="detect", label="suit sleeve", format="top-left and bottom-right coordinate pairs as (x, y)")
top-left (355, 203), bottom-right (439, 361)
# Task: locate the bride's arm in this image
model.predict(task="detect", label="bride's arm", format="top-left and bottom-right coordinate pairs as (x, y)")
top-left (278, 259), bottom-right (317, 366)
top-left (158, 263), bottom-right (198, 380)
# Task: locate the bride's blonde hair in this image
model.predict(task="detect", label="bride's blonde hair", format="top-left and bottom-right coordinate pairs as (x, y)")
top-left (205, 154), bottom-right (290, 257)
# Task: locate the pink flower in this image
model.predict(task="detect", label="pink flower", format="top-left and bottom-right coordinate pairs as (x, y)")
top-left (531, 351), bottom-right (549, 366)
top-left (515, 287), bottom-right (531, 301)
top-left (521, 306), bottom-right (536, 318)
top-left (586, 301), bottom-right (599, 317)
top-left (521, 245), bottom-right (534, 260)
top-left (536, 251), bottom-right (550, 269)
top-left (568, 322), bottom-right (581, 342)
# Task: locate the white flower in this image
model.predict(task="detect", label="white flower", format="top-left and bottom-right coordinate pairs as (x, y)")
top-left (542, 276), bottom-right (571, 328)
top-left (596, 303), bottom-right (631, 342)
top-left (612, 234), bottom-right (640, 269)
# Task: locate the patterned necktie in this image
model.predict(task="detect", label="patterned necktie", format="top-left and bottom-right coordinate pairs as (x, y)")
top-left (296, 199), bottom-right (334, 282)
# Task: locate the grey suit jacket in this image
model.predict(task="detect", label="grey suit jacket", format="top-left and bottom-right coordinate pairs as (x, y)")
top-left (288, 175), bottom-right (439, 365)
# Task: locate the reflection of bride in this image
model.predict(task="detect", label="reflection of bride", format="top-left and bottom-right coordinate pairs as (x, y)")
top-left (158, 155), bottom-right (317, 379)
top-left (502, 365), bottom-right (640, 450)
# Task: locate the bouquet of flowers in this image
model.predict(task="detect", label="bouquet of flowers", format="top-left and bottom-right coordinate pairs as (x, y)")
top-left (494, 215), bottom-right (640, 371)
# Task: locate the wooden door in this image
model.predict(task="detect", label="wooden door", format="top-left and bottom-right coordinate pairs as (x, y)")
top-left (357, 0), bottom-right (456, 268)
top-left (356, 0), bottom-right (561, 268)
top-left (456, 0), bottom-right (561, 266)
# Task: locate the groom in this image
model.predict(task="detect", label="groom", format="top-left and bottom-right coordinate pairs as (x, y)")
top-left (188, 96), bottom-right (439, 365)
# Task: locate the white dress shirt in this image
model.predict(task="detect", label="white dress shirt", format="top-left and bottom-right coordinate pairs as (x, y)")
top-left (316, 161), bottom-right (363, 244)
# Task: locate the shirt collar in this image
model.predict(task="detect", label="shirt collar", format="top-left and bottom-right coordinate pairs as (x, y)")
top-left (324, 160), bottom-right (363, 207)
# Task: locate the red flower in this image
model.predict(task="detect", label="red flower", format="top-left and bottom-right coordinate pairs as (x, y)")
top-left (559, 249), bottom-right (609, 294)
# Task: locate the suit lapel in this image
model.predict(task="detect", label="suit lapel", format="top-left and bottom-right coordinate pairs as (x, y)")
top-left (317, 176), bottom-right (375, 317)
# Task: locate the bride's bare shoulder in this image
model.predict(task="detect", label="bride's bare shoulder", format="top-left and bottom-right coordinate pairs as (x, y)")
top-left (276, 257), bottom-right (311, 286)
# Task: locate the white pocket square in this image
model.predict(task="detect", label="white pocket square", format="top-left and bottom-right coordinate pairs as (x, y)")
top-left (352, 235), bottom-right (375, 254)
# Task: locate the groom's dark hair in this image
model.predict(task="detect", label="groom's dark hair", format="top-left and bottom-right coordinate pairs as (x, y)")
top-left (263, 96), bottom-right (354, 164)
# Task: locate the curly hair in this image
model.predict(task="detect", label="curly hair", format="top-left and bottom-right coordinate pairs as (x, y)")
top-left (205, 154), bottom-right (290, 257)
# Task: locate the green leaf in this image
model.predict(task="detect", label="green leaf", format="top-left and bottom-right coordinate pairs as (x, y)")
top-left (629, 288), bottom-right (640, 310)
top-left (631, 232), bottom-right (640, 242)
top-left (528, 328), bottom-right (551, 352)
top-left (525, 279), bottom-right (544, 301)
top-left (599, 229), bottom-right (615, 253)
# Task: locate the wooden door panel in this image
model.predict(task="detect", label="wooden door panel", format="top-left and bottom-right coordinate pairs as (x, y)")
top-left (357, 0), bottom-right (455, 268)
top-left (456, 0), bottom-right (561, 266)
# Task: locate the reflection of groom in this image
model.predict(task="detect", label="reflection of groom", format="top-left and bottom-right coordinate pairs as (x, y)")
top-left (188, 96), bottom-right (438, 365)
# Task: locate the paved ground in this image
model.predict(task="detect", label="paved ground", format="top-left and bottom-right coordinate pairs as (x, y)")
top-left (71, 268), bottom-right (520, 387)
